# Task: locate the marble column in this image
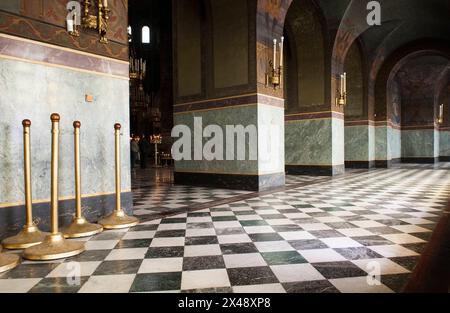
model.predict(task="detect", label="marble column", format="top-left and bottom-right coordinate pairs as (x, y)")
top-left (173, 94), bottom-right (285, 191)
top-left (439, 129), bottom-right (450, 161)
top-left (375, 122), bottom-right (402, 167)
top-left (345, 122), bottom-right (376, 168)
top-left (285, 112), bottom-right (345, 176)
top-left (401, 127), bottom-right (439, 163)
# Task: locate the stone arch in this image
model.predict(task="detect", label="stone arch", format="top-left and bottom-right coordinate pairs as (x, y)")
top-left (374, 40), bottom-right (450, 123)
top-left (373, 39), bottom-right (450, 165)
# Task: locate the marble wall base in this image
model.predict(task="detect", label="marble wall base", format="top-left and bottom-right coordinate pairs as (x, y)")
top-left (401, 157), bottom-right (439, 164)
top-left (0, 192), bottom-right (133, 240)
top-left (286, 165), bottom-right (345, 176)
top-left (174, 171), bottom-right (285, 191)
top-left (345, 161), bottom-right (376, 169)
top-left (375, 159), bottom-right (401, 168)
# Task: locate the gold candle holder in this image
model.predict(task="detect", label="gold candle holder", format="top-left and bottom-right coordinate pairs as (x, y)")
top-left (23, 114), bottom-right (85, 260)
top-left (0, 245), bottom-right (20, 273)
top-left (2, 120), bottom-right (48, 249)
top-left (99, 123), bottom-right (139, 229)
top-left (62, 121), bottom-right (103, 238)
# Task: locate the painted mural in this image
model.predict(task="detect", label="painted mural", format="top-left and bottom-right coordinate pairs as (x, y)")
top-left (0, 0), bottom-right (128, 60)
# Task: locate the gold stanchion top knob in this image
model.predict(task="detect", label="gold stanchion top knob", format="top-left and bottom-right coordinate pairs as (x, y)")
top-left (114, 123), bottom-right (122, 130)
top-left (51, 113), bottom-right (60, 122)
top-left (22, 119), bottom-right (31, 127)
top-left (73, 121), bottom-right (81, 128)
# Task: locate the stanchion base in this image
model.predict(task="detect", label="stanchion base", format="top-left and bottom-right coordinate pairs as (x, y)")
top-left (62, 217), bottom-right (103, 238)
top-left (0, 253), bottom-right (20, 273)
top-left (98, 210), bottom-right (139, 229)
top-left (22, 233), bottom-right (85, 261)
top-left (2, 225), bottom-right (48, 250)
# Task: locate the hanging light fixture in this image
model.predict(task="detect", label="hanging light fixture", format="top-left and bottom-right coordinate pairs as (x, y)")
top-left (129, 57), bottom-right (146, 91)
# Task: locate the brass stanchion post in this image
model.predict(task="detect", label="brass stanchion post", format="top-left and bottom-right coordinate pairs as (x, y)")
top-left (0, 245), bottom-right (20, 273)
top-left (2, 120), bottom-right (47, 249)
top-left (62, 121), bottom-right (103, 238)
top-left (23, 114), bottom-right (85, 260)
top-left (99, 123), bottom-right (139, 229)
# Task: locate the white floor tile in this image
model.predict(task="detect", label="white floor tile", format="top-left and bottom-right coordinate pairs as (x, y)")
top-left (138, 258), bottom-right (183, 273)
top-left (79, 274), bottom-right (135, 293)
top-left (181, 269), bottom-right (230, 290)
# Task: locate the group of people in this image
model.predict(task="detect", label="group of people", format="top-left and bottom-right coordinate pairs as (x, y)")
top-left (130, 135), bottom-right (151, 169)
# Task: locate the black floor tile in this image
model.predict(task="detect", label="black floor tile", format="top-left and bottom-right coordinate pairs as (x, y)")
top-left (261, 251), bottom-right (307, 265)
top-left (1, 263), bottom-right (59, 279)
top-left (334, 247), bottom-right (383, 260)
top-left (288, 239), bottom-right (328, 250)
top-left (93, 260), bottom-right (143, 275)
top-left (154, 230), bottom-right (186, 238)
top-left (352, 236), bottom-right (394, 246)
top-left (249, 233), bottom-right (284, 242)
top-left (145, 247), bottom-right (185, 258)
top-left (182, 256), bottom-right (225, 271)
top-left (130, 272), bottom-right (182, 292)
top-left (312, 262), bottom-right (368, 279)
top-left (227, 267), bottom-right (278, 286)
top-left (115, 239), bottom-right (153, 249)
top-left (185, 236), bottom-right (219, 245)
top-left (282, 280), bottom-right (340, 293)
top-left (220, 243), bottom-right (258, 254)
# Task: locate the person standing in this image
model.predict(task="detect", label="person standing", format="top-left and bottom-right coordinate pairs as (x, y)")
top-left (139, 135), bottom-right (151, 169)
top-left (130, 136), bottom-right (140, 169)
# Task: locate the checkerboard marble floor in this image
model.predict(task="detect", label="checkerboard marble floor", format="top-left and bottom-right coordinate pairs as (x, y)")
top-left (131, 168), bottom-right (322, 221)
top-left (1, 166), bottom-right (449, 293)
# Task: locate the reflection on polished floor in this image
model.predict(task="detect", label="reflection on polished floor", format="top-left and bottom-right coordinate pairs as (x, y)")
top-left (0, 165), bottom-right (449, 293)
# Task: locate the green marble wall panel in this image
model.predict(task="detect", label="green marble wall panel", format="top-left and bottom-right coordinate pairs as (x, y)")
top-left (388, 127), bottom-right (401, 160)
top-left (401, 129), bottom-right (437, 158)
top-left (285, 118), bottom-right (333, 166)
top-left (0, 58), bottom-right (130, 205)
top-left (439, 130), bottom-right (450, 156)
top-left (368, 125), bottom-right (375, 161)
top-left (345, 126), bottom-right (369, 161)
top-left (375, 126), bottom-right (388, 161)
top-left (173, 104), bottom-right (284, 175)
top-left (332, 118), bottom-right (345, 166)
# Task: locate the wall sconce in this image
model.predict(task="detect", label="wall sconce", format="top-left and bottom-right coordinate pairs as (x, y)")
top-left (265, 37), bottom-right (284, 90)
top-left (437, 104), bottom-right (444, 125)
top-left (82, 0), bottom-right (110, 44)
top-left (335, 72), bottom-right (347, 107)
top-left (67, 0), bottom-right (110, 44)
